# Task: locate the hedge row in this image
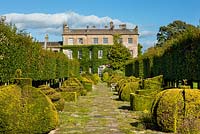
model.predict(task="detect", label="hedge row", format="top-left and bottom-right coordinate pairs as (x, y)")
top-left (0, 22), bottom-right (79, 83)
top-left (125, 28), bottom-right (200, 85)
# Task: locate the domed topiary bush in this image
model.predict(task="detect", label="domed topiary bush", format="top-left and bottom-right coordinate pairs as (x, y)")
top-left (39, 85), bottom-right (65, 111)
top-left (60, 77), bottom-right (84, 95)
top-left (0, 85), bottom-right (58, 133)
top-left (117, 76), bottom-right (140, 101)
top-left (120, 81), bottom-right (140, 101)
top-left (152, 88), bottom-right (200, 133)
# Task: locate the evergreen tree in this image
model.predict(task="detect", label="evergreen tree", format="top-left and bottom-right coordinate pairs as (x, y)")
top-left (108, 34), bottom-right (132, 71)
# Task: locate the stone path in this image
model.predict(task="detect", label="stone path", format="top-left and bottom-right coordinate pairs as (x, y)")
top-left (53, 83), bottom-right (171, 134)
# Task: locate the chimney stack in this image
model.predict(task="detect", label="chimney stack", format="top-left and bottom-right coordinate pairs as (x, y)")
top-left (44, 34), bottom-right (48, 50)
top-left (110, 21), bottom-right (114, 30)
top-left (63, 23), bottom-right (69, 33)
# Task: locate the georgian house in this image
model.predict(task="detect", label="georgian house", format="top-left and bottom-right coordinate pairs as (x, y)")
top-left (41, 21), bottom-right (139, 76)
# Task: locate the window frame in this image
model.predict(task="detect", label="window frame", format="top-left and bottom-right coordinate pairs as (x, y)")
top-left (98, 50), bottom-right (103, 59)
top-left (93, 37), bottom-right (98, 44)
top-left (103, 37), bottom-right (108, 44)
top-left (128, 38), bottom-right (133, 44)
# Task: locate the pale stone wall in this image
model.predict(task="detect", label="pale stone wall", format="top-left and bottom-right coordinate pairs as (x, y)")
top-left (62, 34), bottom-right (138, 57)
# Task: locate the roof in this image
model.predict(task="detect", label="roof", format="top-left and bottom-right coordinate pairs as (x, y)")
top-left (39, 41), bottom-right (63, 47)
top-left (62, 28), bottom-right (139, 35)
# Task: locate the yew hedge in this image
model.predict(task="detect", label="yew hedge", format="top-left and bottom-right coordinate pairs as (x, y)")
top-left (0, 22), bottom-right (79, 84)
top-left (125, 28), bottom-right (200, 87)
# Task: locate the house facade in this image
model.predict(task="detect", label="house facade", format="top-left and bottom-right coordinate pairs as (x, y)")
top-left (41, 22), bottom-right (139, 76)
top-left (62, 21), bottom-right (139, 58)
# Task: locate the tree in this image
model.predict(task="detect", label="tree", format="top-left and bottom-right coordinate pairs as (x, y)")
top-left (108, 34), bottom-right (132, 71)
top-left (156, 20), bottom-right (196, 46)
top-left (138, 43), bottom-right (143, 57)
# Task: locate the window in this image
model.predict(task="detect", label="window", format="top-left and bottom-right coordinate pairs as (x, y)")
top-left (78, 38), bottom-right (83, 44)
top-left (68, 38), bottom-right (74, 45)
top-left (93, 38), bottom-right (98, 44)
top-left (98, 66), bottom-right (104, 77)
top-left (128, 38), bottom-right (133, 44)
top-left (89, 50), bottom-right (92, 59)
top-left (103, 37), bottom-right (108, 44)
top-left (63, 49), bottom-right (73, 59)
top-left (98, 50), bottom-right (103, 59)
top-left (78, 50), bottom-right (82, 59)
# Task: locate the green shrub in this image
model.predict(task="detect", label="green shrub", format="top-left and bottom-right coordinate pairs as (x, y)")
top-left (39, 85), bottom-right (65, 111)
top-left (143, 75), bottom-right (163, 90)
top-left (59, 77), bottom-right (84, 96)
top-left (102, 72), bottom-right (109, 82)
top-left (130, 93), bottom-right (154, 111)
top-left (92, 73), bottom-right (101, 85)
top-left (135, 89), bottom-right (161, 96)
top-left (61, 92), bottom-right (77, 102)
top-left (0, 85), bottom-right (58, 133)
top-left (152, 88), bottom-right (200, 133)
top-left (79, 75), bottom-right (93, 91)
top-left (13, 78), bottom-right (32, 87)
top-left (119, 81), bottom-right (140, 101)
top-left (80, 89), bottom-right (87, 96)
top-left (83, 81), bottom-right (92, 91)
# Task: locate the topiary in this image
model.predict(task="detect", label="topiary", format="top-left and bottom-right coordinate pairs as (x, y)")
top-left (39, 85), bottom-right (65, 111)
top-left (151, 88), bottom-right (200, 133)
top-left (59, 77), bottom-right (84, 95)
top-left (91, 73), bottom-right (101, 85)
top-left (102, 72), bottom-right (109, 82)
top-left (119, 81), bottom-right (140, 101)
top-left (143, 75), bottom-right (163, 90)
top-left (130, 93), bottom-right (155, 111)
top-left (0, 85), bottom-right (58, 133)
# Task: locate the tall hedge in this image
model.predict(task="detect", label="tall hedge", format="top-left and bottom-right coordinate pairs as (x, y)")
top-left (0, 22), bottom-right (79, 84)
top-left (125, 28), bottom-right (200, 86)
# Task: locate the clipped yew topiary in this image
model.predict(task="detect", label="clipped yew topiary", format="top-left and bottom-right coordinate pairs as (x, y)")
top-left (143, 75), bottom-right (163, 90)
top-left (57, 77), bottom-right (84, 101)
top-left (59, 77), bottom-right (84, 95)
top-left (118, 76), bottom-right (140, 101)
top-left (152, 88), bottom-right (200, 133)
top-left (120, 81), bottom-right (140, 101)
top-left (0, 85), bottom-right (58, 133)
top-left (39, 85), bottom-right (65, 111)
top-left (130, 93), bottom-right (154, 111)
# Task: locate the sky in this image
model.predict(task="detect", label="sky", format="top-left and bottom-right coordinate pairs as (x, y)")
top-left (0, 0), bottom-right (199, 51)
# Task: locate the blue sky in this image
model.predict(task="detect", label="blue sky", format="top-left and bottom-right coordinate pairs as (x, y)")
top-left (0, 0), bottom-right (199, 51)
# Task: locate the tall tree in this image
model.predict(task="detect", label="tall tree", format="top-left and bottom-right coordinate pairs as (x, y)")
top-left (108, 34), bottom-right (132, 71)
top-left (156, 20), bottom-right (196, 46)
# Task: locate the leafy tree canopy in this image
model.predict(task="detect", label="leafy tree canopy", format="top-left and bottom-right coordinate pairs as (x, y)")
top-left (108, 34), bottom-right (132, 71)
top-left (156, 20), bottom-right (196, 46)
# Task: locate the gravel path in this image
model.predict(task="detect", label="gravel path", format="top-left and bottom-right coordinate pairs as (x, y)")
top-left (52, 83), bottom-right (171, 134)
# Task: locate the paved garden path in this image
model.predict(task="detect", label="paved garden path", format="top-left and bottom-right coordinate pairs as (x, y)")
top-left (53, 83), bottom-right (170, 134)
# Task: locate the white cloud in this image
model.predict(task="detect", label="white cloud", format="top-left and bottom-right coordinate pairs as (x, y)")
top-left (2, 11), bottom-right (157, 49)
top-left (3, 12), bottom-right (136, 37)
top-left (140, 30), bottom-right (156, 38)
